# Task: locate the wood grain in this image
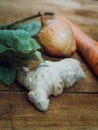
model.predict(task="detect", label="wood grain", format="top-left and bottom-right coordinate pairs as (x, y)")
top-left (0, 92), bottom-right (98, 130)
top-left (0, 0), bottom-right (98, 130)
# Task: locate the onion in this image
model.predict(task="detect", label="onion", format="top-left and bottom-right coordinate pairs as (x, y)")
top-left (38, 15), bottom-right (76, 57)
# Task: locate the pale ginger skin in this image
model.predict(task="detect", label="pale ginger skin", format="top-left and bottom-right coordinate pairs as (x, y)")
top-left (17, 58), bottom-right (86, 111)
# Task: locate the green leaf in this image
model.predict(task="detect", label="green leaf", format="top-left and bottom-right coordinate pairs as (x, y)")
top-left (14, 21), bottom-right (41, 36)
top-left (0, 44), bottom-right (10, 53)
top-left (30, 38), bottom-right (41, 50)
top-left (35, 51), bottom-right (45, 63)
top-left (0, 21), bottom-right (44, 86)
top-left (0, 62), bottom-right (16, 86)
top-left (0, 30), bottom-right (42, 66)
top-left (0, 30), bottom-right (33, 53)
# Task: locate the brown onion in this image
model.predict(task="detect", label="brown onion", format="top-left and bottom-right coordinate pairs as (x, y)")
top-left (38, 15), bottom-right (76, 57)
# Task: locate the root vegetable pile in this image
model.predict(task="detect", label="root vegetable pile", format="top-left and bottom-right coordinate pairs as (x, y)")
top-left (1, 12), bottom-right (94, 112)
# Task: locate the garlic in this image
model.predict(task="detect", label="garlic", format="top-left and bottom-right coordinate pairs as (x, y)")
top-left (17, 58), bottom-right (86, 111)
top-left (38, 15), bottom-right (76, 57)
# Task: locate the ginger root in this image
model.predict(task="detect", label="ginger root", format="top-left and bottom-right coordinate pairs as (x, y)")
top-left (17, 58), bottom-right (86, 111)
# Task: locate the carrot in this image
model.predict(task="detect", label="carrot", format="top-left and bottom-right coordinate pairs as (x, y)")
top-left (56, 16), bottom-right (98, 76)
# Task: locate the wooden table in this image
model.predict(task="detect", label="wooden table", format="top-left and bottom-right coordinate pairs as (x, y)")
top-left (0, 0), bottom-right (98, 130)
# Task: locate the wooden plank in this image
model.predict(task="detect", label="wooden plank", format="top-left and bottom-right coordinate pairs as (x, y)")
top-left (0, 92), bottom-right (98, 130)
top-left (0, 0), bottom-right (98, 25)
top-left (0, 93), bottom-right (11, 130)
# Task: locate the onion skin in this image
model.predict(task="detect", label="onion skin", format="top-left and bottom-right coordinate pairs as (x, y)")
top-left (38, 16), bottom-right (76, 57)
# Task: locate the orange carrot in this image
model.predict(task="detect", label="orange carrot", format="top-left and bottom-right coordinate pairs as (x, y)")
top-left (57, 16), bottom-right (98, 76)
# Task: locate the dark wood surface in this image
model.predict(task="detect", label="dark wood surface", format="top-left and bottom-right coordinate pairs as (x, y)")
top-left (0, 0), bottom-right (98, 130)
